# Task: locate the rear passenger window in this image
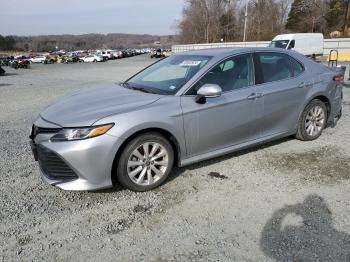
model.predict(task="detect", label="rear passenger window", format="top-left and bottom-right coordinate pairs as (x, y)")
top-left (256, 53), bottom-right (293, 84)
top-left (289, 57), bottom-right (304, 77)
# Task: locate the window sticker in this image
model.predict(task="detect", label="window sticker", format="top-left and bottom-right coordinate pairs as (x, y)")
top-left (180, 60), bottom-right (202, 67)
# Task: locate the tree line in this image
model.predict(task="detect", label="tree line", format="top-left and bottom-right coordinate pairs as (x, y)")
top-left (0, 34), bottom-right (174, 52)
top-left (0, 35), bottom-right (16, 51)
top-left (1, 0), bottom-right (350, 51)
top-left (177, 0), bottom-right (350, 44)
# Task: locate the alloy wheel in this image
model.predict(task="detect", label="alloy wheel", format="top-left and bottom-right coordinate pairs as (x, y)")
top-left (305, 105), bottom-right (326, 137)
top-left (127, 142), bottom-right (169, 186)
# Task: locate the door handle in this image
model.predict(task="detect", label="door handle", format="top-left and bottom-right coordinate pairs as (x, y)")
top-left (298, 82), bottom-right (306, 88)
top-left (298, 82), bottom-right (312, 88)
top-left (247, 93), bottom-right (263, 100)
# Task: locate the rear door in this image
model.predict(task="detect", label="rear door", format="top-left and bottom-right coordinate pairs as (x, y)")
top-left (254, 52), bottom-right (311, 137)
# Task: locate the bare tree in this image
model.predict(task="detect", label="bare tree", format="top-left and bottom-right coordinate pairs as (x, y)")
top-left (178, 0), bottom-right (238, 44)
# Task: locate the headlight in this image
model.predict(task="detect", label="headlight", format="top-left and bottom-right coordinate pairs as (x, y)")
top-left (50, 123), bottom-right (114, 142)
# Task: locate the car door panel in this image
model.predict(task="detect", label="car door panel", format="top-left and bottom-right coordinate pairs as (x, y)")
top-left (258, 77), bottom-right (311, 137)
top-left (253, 52), bottom-right (311, 137)
top-left (181, 86), bottom-right (262, 157)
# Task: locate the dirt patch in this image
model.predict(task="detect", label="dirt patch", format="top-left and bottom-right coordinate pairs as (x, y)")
top-left (208, 172), bottom-right (229, 180)
top-left (263, 146), bottom-right (350, 183)
top-left (17, 235), bottom-right (31, 246)
top-left (105, 219), bottom-right (131, 234)
top-left (133, 204), bottom-right (153, 213)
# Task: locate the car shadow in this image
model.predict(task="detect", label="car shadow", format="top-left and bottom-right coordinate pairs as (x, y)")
top-left (0, 83), bottom-right (13, 87)
top-left (89, 184), bottom-right (124, 194)
top-left (167, 136), bottom-right (293, 183)
top-left (92, 136), bottom-right (293, 193)
top-left (1, 72), bottom-right (18, 76)
top-left (260, 194), bottom-right (350, 261)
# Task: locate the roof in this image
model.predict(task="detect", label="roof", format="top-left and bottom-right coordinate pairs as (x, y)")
top-left (175, 47), bottom-right (292, 58)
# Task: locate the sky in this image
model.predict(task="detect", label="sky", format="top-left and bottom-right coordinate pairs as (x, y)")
top-left (0, 0), bottom-right (185, 36)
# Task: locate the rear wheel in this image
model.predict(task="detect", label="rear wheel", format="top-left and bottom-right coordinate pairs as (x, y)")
top-left (296, 99), bottom-right (327, 141)
top-left (116, 133), bottom-right (174, 191)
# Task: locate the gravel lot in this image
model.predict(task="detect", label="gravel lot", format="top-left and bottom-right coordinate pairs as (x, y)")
top-left (1, 55), bottom-right (350, 262)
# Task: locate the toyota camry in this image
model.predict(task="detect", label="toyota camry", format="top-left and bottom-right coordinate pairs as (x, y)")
top-left (30, 48), bottom-right (343, 191)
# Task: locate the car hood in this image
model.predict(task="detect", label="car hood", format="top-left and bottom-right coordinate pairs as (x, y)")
top-left (40, 84), bottom-right (162, 127)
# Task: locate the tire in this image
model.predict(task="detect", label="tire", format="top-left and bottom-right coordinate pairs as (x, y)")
top-left (116, 132), bottom-right (174, 192)
top-left (296, 99), bottom-right (327, 141)
top-left (93, 59), bottom-right (97, 63)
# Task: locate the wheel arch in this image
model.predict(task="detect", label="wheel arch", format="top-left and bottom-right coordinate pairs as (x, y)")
top-left (111, 127), bottom-right (181, 185)
top-left (295, 94), bottom-right (331, 133)
top-left (308, 94), bottom-right (331, 119)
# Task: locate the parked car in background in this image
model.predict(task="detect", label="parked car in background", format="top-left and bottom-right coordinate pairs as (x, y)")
top-left (30, 47), bottom-right (343, 192)
top-left (163, 49), bottom-right (172, 57)
top-left (46, 54), bottom-right (58, 63)
top-left (80, 54), bottom-right (104, 63)
top-left (269, 33), bottom-right (324, 58)
top-left (10, 58), bottom-right (31, 69)
top-left (112, 50), bottom-right (123, 59)
top-left (150, 48), bottom-right (164, 58)
top-left (29, 55), bottom-right (48, 63)
top-left (61, 55), bottom-right (80, 63)
top-left (96, 50), bottom-right (111, 60)
top-left (0, 55), bottom-right (12, 66)
top-left (0, 65), bottom-right (5, 75)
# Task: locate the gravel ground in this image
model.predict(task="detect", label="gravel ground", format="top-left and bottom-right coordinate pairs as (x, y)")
top-left (0, 55), bottom-right (350, 262)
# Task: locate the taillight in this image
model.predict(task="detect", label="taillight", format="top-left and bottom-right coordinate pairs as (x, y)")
top-left (333, 74), bottom-right (344, 83)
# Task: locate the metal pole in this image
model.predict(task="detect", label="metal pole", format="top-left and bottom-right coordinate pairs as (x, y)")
top-left (243, 0), bottom-right (248, 42)
top-left (344, 0), bottom-right (350, 37)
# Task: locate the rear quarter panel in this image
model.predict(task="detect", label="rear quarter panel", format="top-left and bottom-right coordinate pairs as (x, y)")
top-left (299, 58), bottom-right (341, 121)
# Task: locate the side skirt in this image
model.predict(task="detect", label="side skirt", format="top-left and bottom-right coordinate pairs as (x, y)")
top-left (179, 131), bottom-right (294, 167)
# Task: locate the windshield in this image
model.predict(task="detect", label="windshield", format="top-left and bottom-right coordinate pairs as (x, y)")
top-left (269, 40), bottom-right (290, 49)
top-left (125, 55), bottom-right (212, 95)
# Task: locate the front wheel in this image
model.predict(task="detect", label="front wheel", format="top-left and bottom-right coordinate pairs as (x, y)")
top-left (296, 99), bottom-right (327, 141)
top-left (116, 133), bottom-right (174, 191)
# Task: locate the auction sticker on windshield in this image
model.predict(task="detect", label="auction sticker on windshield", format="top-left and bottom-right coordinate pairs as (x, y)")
top-left (180, 60), bottom-right (202, 67)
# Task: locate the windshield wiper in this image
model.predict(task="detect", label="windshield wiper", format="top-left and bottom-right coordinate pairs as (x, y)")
top-left (122, 82), bottom-right (161, 94)
top-left (133, 87), bottom-right (154, 94)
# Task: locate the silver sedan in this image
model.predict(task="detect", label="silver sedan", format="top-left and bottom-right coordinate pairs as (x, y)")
top-left (30, 48), bottom-right (343, 191)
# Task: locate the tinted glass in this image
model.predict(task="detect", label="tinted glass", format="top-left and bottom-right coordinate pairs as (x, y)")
top-left (289, 57), bottom-right (304, 77)
top-left (256, 53), bottom-right (293, 83)
top-left (188, 53), bottom-right (254, 95)
top-left (126, 55), bottom-right (211, 95)
top-left (269, 40), bottom-right (290, 49)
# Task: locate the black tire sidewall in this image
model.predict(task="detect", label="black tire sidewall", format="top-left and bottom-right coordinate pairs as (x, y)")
top-left (298, 99), bottom-right (327, 141)
top-left (116, 133), bottom-right (174, 192)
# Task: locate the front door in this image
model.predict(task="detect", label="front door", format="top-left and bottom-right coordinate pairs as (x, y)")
top-left (180, 53), bottom-right (263, 158)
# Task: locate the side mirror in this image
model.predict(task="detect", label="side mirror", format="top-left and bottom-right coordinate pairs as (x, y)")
top-left (195, 84), bottom-right (222, 104)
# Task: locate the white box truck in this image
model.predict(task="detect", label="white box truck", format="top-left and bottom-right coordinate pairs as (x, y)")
top-left (269, 33), bottom-right (324, 57)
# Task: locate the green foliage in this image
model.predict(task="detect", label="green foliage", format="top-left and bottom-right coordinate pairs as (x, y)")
top-left (286, 0), bottom-right (349, 34)
top-left (325, 0), bottom-right (347, 31)
top-left (0, 35), bottom-right (16, 51)
top-left (286, 0), bottom-right (313, 32)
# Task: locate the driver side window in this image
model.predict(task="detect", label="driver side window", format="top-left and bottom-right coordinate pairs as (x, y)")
top-left (187, 53), bottom-right (254, 95)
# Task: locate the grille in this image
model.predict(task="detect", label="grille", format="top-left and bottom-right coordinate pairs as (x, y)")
top-left (37, 145), bottom-right (78, 181)
top-left (31, 125), bottom-right (62, 139)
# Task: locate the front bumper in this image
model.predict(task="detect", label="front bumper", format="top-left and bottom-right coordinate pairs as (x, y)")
top-left (30, 118), bottom-right (124, 191)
